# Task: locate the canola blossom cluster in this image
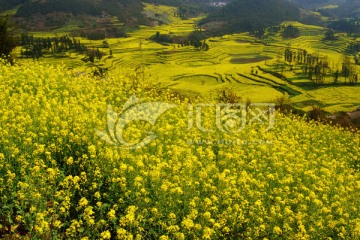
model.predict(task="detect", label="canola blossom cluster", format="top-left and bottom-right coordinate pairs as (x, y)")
top-left (0, 62), bottom-right (359, 239)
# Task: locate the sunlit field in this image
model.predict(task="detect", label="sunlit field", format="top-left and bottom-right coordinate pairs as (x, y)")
top-left (0, 62), bottom-right (359, 239)
top-left (16, 10), bottom-right (360, 113)
top-left (2, 1), bottom-right (360, 239)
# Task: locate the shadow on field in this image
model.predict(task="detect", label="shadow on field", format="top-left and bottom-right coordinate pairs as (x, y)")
top-left (230, 55), bottom-right (271, 64)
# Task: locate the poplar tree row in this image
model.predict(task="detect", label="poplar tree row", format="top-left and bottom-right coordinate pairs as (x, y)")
top-left (20, 34), bottom-right (87, 59)
top-left (347, 42), bottom-right (360, 64)
top-left (283, 48), bottom-right (358, 84)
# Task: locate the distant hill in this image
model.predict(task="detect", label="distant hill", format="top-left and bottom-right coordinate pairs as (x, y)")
top-left (318, 0), bottom-right (360, 18)
top-left (2, 0), bottom-right (210, 30)
top-left (17, 0), bottom-right (144, 27)
top-left (336, 0), bottom-right (360, 17)
top-left (288, 0), bottom-right (360, 18)
top-left (287, 0), bottom-right (346, 9)
top-left (199, 0), bottom-right (300, 36)
top-left (0, 0), bottom-right (146, 30)
top-left (143, 0), bottom-right (211, 5)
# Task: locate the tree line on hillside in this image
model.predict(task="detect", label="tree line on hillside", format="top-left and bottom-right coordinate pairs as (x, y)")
top-left (347, 42), bottom-right (360, 61)
top-left (329, 18), bottom-right (360, 37)
top-left (149, 30), bottom-right (210, 50)
top-left (20, 34), bottom-right (87, 59)
top-left (72, 27), bottom-right (127, 41)
top-left (19, 33), bottom-right (107, 63)
top-left (0, 14), bottom-right (109, 64)
top-left (282, 48), bottom-right (358, 84)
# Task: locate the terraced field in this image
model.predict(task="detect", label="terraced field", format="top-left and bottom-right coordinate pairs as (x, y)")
top-left (20, 6), bottom-right (360, 113)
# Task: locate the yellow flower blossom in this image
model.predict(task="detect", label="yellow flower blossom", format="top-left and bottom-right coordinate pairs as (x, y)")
top-left (274, 226), bottom-right (282, 235)
top-left (100, 230), bottom-right (111, 239)
top-left (79, 197), bottom-right (88, 207)
top-left (0, 62), bottom-right (359, 239)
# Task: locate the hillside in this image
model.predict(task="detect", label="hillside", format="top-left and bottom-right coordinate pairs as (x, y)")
top-left (0, 62), bottom-right (359, 239)
top-left (9, 11), bottom-right (359, 114)
top-left (199, 0), bottom-right (300, 36)
top-left (1, 0), bottom-right (210, 30)
top-left (288, 0), bottom-right (346, 9)
top-left (319, 0), bottom-right (360, 18)
top-left (338, 1), bottom-right (360, 17)
top-left (288, 0), bottom-right (360, 18)
top-left (1, 0), bottom-right (360, 238)
top-left (12, 0), bottom-right (145, 30)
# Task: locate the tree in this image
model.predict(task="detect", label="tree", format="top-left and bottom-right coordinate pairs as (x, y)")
top-left (333, 70), bottom-right (339, 83)
top-left (324, 29), bottom-right (337, 41)
top-left (308, 106), bottom-right (326, 121)
top-left (342, 56), bottom-right (352, 82)
top-left (350, 73), bottom-right (358, 84)
top-left (282, 25), bottom-right (300, 39)
top-left (275, 94), bottom-right (292, 113)
top-left (0, 15), bottom-right (18, 63)
top-left (88, 51), bottom-right (95, 63)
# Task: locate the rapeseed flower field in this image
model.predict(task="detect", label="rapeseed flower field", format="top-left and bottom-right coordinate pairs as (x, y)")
top-left (0, 62), bottom-right (359, 239)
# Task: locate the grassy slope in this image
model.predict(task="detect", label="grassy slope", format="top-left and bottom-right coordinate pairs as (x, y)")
top-left (0, 62), bottom-right (359, 239)
top-left (15, 4), bottom-right (360, 113)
